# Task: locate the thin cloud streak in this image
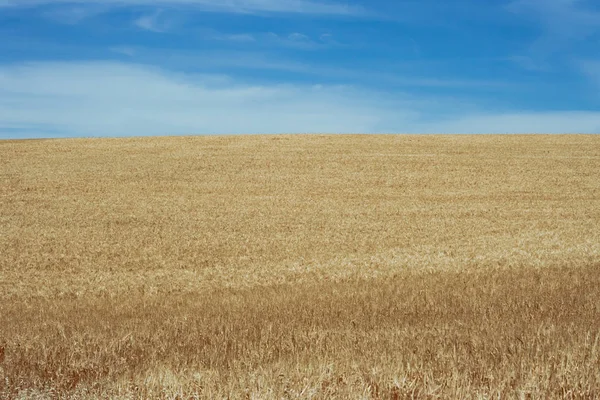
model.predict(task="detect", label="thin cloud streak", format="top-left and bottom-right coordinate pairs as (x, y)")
top-left (200, 31), bottom-right (331, 49)
top-left (105, 46), bottom-right (519, 90)
top-left (0, 0), bottom-right (365, 16)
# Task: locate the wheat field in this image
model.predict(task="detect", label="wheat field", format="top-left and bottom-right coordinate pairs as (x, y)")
top-left (1, 134), bottom-right (600, 399)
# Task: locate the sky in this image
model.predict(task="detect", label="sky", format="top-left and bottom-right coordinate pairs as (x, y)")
top-left (0, 0), bottom-right (599, 138)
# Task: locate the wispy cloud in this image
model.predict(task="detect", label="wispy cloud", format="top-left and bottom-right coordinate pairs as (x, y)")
top-left (39, 5), bottom-right (105, 24)
top-left (206, 31), bottom-right (337, 49)
top-left (507, 0), bottom-right (600, 60)
top-left (110, 46), bottom-right (137, 57)
top-left (263, 32), bottom-right (336, 49)
top-left (0, 62), bottom-right (405, 137)
top-left (210, 32), bottom-right (257, 43)
top-left (1, 61), bottom-right (598, 138)
top-left (508, 0), bottom-right (600, 34)
top-left (99, 46), bottom-right (516, 91)
top-left (287, 32), bottom-right (310, 41)
top-left (506, 55), bottom-right (551, 72)
top-left (0, 0), bottom-right (365, 16)
top-left (134, 10), bottom-right (170, 32)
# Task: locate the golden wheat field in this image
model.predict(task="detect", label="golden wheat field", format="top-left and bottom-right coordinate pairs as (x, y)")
top-left (1, 134), bottom-right (600, 399)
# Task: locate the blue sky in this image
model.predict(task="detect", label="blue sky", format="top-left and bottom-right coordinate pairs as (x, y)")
top-left (1, 0), bottom-right (599, 137)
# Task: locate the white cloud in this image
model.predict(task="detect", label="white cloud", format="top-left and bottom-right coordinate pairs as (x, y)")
top-left (201, 30), bottom-right (331, 47)
top-left (0, 62), bottom-right (407, 137)
top-left (262, 32), bottom-right (325, 50)
top-left (106, 46), bottom-right (516, 89)
top-left (134, 14), bottom-right (160, 32)
top-left (506, 0), bottom-right (600, 85)
top-left (506, 55), bottom-right (550, 72)
top-left (508, 0), bottom-right (600, 32)
top-left (40, 4), bottom-right (108, 24)
top-left (0, 0), bottom-right (364, 16)
top-left (134, 10), bottom-right (170, 32)
top-left (288, 32), bottom-right (310, 41)
top-left (1, 61), bottom-right (599, 138)
top-left (212, 33), bottom-right (256, 42)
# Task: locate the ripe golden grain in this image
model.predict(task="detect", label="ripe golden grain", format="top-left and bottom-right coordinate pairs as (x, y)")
top-left (1, 134), bottom-right (599, 398)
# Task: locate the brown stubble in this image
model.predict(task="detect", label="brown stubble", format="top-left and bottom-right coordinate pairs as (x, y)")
top-left (1, 134), bottom-right (600, 398)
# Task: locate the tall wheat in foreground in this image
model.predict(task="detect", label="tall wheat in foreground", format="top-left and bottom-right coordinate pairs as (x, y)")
top-left (1, 134), bottom-right (599, 399)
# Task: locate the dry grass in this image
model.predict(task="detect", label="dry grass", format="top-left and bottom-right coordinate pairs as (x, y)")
top-left (1, 134), bottom-right (599, 399)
